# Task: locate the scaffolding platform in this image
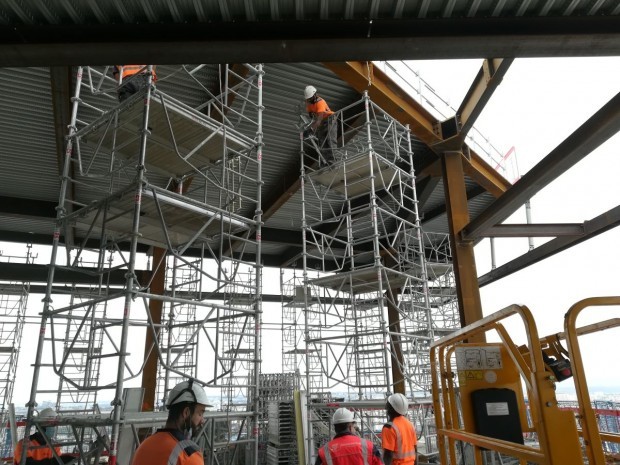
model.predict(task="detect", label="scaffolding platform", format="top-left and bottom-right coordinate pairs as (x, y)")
top-left (76, 88), bottom-right (255, 178)
top-left (67, 181), bottom-right (252, 249)
top-left (309, 266), bottom-right (426, 294)
top-left (308, 152), bottom-right (403, 197)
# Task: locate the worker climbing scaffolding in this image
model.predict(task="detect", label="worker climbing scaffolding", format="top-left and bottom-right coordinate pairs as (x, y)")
top-left (303, 85), bottom-right (338, 165)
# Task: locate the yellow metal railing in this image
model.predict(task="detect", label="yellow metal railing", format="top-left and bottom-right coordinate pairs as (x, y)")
top-left (430, 304), bottom-right (582, 465)
top-left (564, 297), bottom-right (620, 465)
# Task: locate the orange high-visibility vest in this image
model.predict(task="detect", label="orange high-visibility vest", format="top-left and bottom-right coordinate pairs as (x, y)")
top-left (306, 97), bottom-right (334, 117)
top-left (318, 434), bottom-right (376, 465)
top-left (382, 415), bottom-right (417, 465)
top-left (132, 430), bottom-right (203, 465)
top-left (14, 437), bottom-right (61, 465)
top-left (114, 65), bottom-right (157, 81)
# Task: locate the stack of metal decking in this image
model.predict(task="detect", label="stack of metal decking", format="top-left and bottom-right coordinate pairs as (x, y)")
top-left (266, 401), bottom-right (297, 465)
top-left (258, 373), bottom-right (299, 465)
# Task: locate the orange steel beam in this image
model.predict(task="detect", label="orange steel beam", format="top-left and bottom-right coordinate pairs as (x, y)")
top-left (441, 151), bottom-right (484, 337)
top-left (463, 152), bottom-right (512, 198)
top-left (323, 61), bottom-right (439, 145)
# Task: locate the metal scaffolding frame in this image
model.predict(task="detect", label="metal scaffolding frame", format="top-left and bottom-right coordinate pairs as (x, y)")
top-left (0, 246), bottom-right (32, 458)
top-left (155, 254), bottom-right (200, 410)
top-left (22, 64), bottom-right (264, 465)
top-left (296, 92), bottom-right (459, 463)
top-left (220, 267), bottom-right (259, 411)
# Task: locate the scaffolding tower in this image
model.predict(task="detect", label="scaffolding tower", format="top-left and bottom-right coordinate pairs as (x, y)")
top-left (300, 91), bottom-right (423, 398)
top-left (23, 64), bottom-right (264, 465)
top-left (297, 92), bottom-right (459, 461)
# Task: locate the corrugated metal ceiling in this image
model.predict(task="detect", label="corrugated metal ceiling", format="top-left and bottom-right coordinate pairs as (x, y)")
top-left (1, 0), bottom-right (618, 68)
top-left (1, 0), bottom-right (618, 24)
top-left (0, 67), bottom-right (60, 201)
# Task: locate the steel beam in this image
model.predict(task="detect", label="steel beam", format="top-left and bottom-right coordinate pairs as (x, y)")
top-left (463, 90), bottom-right (620, 241)
top-left (0, 196), bottom-right (56, 218)
top-left (432, 58), bottom-right (513, 152)
top-left (462, 152), bottom-right (512, 198)
top-left (0, 262), bottom-right (129, 285)
top-left (478, 205), bottom-right (620, 287)
top-left (483, 223), bottom-right (584, 237)
top-left (456, 58), bottom-right (513, 140)
top-left (1, 16), bottom-right (619, 66)
top-left (324, 61), bottom-right (438, 145)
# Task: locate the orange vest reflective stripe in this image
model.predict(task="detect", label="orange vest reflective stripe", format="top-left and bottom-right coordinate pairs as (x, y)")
top-left (382, 416), bottom-right (417, 465)
top-left (114, 65), bottom-right (157, 81)
top-left (14, 437), bottom-right (61, 464)
top-left (318, 434), bottom-right (373, 465)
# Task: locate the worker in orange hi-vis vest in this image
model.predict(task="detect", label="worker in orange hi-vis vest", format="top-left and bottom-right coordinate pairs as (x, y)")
top-left (14, 408), bottom-right (73, 465)
top-left (382, 394), bottom-right (418, 465)
top-left (304, 85), bottom-right (338, 165)
top-left (112, 65), bottom-right (157, 102)
top-left (131, 380), bottom-right (211, 465)
top-left (316, 408), bottom-right (383, 465)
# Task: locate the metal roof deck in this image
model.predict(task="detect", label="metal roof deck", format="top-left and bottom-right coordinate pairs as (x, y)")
top-left (1, 0), bottom-right (619, 65)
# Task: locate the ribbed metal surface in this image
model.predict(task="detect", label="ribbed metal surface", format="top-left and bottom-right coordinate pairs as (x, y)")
top-left (0, 67), bottom-right (60, 201)
top-left (1, 0), bottom-right (617, 24)
top-left (0, 214), bottom-right (54, 235)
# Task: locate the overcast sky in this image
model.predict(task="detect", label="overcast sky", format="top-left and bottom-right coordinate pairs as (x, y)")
top-left (405, 57), bottom-right (620, 389)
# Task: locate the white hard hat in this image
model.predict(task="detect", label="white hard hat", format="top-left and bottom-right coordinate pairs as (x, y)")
top-left (332, 407), bottom-right (355, 424)
top-left (304, 85), bottom-right (317, 99)
top-left (166, 380), bottom-right (211, 408)
top-left (387, 393), bottom-right (409, 415)
top-left (39, 408), bottom-right (56, 419)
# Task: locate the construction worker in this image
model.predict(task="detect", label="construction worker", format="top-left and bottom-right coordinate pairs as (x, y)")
top-left (304, 85), bottom-right (338, 164)
top-left (14, 408), bottom-right (73, 465)
top-left (112, 65), bottom-right (157, 102)
top-left (131, 380), bottom-right (211, 465)
top-left (316, 408), bottom-right (383, 465)
top-left (382, 394), bottom-right (417, 465)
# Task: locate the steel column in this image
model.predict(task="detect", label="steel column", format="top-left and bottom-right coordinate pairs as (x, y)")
top-left (441, 151), bottom-right (484, 337)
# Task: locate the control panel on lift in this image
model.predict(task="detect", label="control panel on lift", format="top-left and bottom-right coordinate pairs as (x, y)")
top-left (455, 342), bottom-right (528, 443)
